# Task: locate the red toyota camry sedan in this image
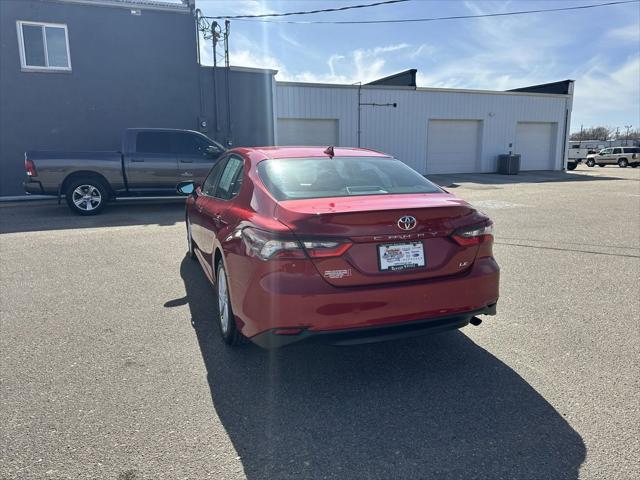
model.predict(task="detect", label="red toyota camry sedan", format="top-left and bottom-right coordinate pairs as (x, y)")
top-left (177, 147), bottom-right (499, 349)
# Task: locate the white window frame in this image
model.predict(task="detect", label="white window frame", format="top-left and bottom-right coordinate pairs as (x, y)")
top-left (16, 21), bottom-right (72, 72)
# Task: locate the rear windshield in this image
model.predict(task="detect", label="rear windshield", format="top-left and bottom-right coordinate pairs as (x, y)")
top-left (257, 156), bottom-right (443, 201)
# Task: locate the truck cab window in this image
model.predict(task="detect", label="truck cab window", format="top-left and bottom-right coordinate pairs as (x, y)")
top-left (171, 133), bottom-right (211, 156)
top-left (136, 132), bottom-right (170, 154)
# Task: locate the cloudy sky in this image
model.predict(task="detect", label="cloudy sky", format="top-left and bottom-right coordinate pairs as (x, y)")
top-left (195, 0), bottom-right (640, 132)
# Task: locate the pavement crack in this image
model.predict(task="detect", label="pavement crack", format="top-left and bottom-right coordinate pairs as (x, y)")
top-left (495, 241), bottom-right (640, 258)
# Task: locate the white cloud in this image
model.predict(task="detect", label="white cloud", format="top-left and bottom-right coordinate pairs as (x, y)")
top-left (606, 23), bottom-right (640, 42)
top-left (280, 43), bottom-right (410, 84)
top-left (571, 56), bottom-right (640, 126)
top-left (199, 0), bottom-right (276, 17)
top-left (216, 37), bottom-right (411, 84)
top-left (409, 44), bottom-right (437, 59)
top-left (278, 31), bottom-right (302, 49)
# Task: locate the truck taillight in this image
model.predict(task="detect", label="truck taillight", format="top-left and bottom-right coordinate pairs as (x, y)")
top-left (451, 222), bottom-right (494, 246)
top-left (242, 227), bottom-right (351, 260)
top-left (25, 158), bottom-right (37, 177)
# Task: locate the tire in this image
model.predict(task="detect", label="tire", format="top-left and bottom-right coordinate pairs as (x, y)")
top-left (186, 216), bottom-right (196, 259)
top-left (631, 163), bottom-right (638, 168)
top-left (65, 177), bottom-right (109, 215)
top-left (618, 158), bottom-right (628, 168)
top-left (567, 162), bottom-right (577, 170)
top-left (216, 262), bottom-right (247, 346)
top-left (598, 164), bottom-right (605, 167)
top-left (586, 159), bottom-right (596, 167)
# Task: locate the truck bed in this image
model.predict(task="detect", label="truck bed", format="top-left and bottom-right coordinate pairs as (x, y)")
top-left (25, 150), bottom-right (124, 195)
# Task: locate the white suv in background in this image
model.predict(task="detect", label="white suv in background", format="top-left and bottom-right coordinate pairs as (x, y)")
top-left (585, 147), bottom-right (639, 168)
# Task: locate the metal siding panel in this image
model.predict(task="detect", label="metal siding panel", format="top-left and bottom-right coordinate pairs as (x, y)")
top-left (275, 84), bottom-right (569, 173)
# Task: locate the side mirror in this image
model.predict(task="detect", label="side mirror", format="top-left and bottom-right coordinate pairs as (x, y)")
top-left (177, 181), bottom-right (197, 195)
top-left (205, 145), bottom-right (223, 158)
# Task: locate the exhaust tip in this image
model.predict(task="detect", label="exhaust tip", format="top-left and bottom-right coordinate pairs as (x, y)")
top-left (469, 316), bottom-right (482, 326)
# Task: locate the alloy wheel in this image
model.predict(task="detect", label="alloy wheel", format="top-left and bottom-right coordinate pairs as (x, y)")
top-left (72, 185), bottom-right (102, 212)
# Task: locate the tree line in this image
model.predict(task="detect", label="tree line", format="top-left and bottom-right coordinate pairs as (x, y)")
top-left (570, 126), bottom-right (639, 141)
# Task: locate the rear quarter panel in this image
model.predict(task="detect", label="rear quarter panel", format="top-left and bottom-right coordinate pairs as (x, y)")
top-left (27, 151), bottom-right (125, 193)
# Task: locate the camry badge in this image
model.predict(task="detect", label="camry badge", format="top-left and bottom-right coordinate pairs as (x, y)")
top-left (397, 215), bottom-right (417, 231)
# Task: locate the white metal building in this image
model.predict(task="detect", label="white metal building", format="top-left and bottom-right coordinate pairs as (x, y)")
top-left (274, 73), bottom-right (574, 174)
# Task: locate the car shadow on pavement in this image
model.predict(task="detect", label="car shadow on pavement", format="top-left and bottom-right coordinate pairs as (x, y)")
top-left (176, 256), bottom-right (586, 480)
top-left (0, 200), bottom-right (185, 234)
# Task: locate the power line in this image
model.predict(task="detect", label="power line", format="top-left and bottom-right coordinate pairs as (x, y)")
top-left (227, 0), bottom-right (639, 24)
top-left (205, 0), bottom-right (410, 20)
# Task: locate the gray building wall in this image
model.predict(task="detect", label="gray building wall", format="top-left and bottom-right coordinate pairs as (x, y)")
top-left (199, 66), bottom-right (276, 150)
top-left (0, 0), bottom-right (275, 196)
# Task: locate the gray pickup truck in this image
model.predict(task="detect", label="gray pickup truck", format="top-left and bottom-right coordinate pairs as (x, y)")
top-left (24, 128), bottom-right (225, 215)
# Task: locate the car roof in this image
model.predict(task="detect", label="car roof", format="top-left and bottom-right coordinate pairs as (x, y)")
top-left (231, 146), bottom-right (391, 163)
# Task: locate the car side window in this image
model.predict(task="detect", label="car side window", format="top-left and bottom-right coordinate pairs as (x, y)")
top-left (171, 132), bottom-right (211, 156)
top-left (201, 157), bottom-right (228, 196)
top-left (136, 132), bottom-right (171, 154)
top-left (613, 148), bottom-right (622, 154)
top-left (215, 156), bottom-right (244, 200)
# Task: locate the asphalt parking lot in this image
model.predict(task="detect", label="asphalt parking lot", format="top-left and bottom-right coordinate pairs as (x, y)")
top-left (1, 164), bottom-right (639, 480)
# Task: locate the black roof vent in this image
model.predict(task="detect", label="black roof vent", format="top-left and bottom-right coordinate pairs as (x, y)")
top-left (508, 80), bottom-right (574, 95)
top-left (366, 69), bottom-right (417, 88)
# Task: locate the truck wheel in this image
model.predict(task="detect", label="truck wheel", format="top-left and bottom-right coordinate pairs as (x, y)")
top-left (216, 262), bottom-right (247, 346)
top-left (631, 163), bottom-right (638, 168)
top-left (618, 158), bottom-right (628, 168)
top-left (586, 159), bottom-right (595, 167)
top-left (567, 162), bottom-right (577, 170)
top-left (598, 164), bottom-right (605, 167)
top-left (65, 178), bottom-right (108, 215)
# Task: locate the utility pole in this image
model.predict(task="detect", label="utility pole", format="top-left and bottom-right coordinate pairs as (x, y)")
top-left (580, 124), bottom-right (583, 142)
top-left (211, 21), bottom-right (219, 67)
top-left (624, 125), bottom-right (632, 145)
top-left (224, 20), bottom-right (230, 68)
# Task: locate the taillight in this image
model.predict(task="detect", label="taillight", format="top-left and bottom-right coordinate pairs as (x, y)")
top-left (25, 158), bottom-right (37, 177)
top-left (242, 227), bottom-right (351, 260)
top-left (300, 240), bottom-right (352, 258)
top-left (451, 222), bottom-right (494, 246)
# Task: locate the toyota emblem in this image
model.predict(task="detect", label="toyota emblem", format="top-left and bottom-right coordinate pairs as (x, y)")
top-left (397, 215), bottom-right (417, 231)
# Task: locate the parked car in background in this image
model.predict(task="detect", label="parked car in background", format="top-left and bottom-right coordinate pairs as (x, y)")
top-left (24, 128), bottom-right (226, 214)
top-left (567, 146), bottom-right (596, 170)
top-left (585, 147), bottom-right (639, 168)
top-left (176, 146), bottom-right (499, 349)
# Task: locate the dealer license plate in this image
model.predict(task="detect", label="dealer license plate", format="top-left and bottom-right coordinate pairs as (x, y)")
top-left (378, 242), bottom-right (425, 271)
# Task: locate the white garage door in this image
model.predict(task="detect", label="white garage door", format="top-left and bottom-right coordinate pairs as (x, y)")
top-left (426, 120), bottom-right (481, 174)
top-left (277, 118), bottom-right (339, 146)
top-left (515, 122), bottom-right (556, 170)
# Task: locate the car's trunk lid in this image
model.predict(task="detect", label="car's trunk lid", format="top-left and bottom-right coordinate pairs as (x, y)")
top-left (275, 193), bottom-right (487, 287)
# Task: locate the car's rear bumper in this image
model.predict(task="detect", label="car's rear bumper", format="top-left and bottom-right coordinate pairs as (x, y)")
top-left (250, 303), bottom-right (496, 349)
top-left (23, 180), bottom-right (45, 195)
top-left (232, 256), bottom-right (499, 344)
